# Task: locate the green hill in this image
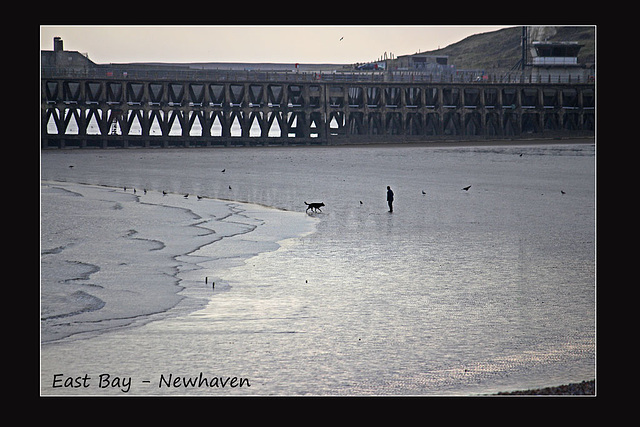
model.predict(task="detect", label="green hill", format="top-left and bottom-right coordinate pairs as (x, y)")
top-left (426, 26), bottom-right (595, 70)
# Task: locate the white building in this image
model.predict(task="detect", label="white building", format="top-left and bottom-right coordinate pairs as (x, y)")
top-left (530, 41), bottom-right (591, 83)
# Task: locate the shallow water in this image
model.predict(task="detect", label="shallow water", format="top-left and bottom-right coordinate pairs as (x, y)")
top-left (40, 142), bottom-right (595, 395)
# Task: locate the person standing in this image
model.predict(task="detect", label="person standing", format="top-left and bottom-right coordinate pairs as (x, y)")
top-left (387, 186), bottom-right (394, 212)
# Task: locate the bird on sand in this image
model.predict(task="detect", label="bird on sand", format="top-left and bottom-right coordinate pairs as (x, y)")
top-left (221, 169), bottom-right (225, 173)
top-left (229, 185), bottom-right (232, 190)
top-left (340, 37), bottom-right (344, 41)
top-left (462, 185), bottom-right (471, 191)
top-left (561, 190), bottom-right (566, 194)
top-left (422, 190), bottom-right (426, 195)
top-left (360, 201), bottom-right (363, 204)
top-left (184, 193), bottom-right (189, 198)
top-left (163, 190), bottom-right (167, 196)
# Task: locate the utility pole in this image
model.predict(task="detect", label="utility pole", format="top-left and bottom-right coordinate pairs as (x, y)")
top-left (511, 26), bottom-right (529, 72)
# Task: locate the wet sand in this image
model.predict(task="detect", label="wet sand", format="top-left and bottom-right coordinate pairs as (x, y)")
top-left (327, 136), bottom-right (595, 149)
top-left (41, 140), bottom-right (595, 395)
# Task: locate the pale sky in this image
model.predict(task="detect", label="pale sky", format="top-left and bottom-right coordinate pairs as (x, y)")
top-left (40, 25), bottom-right (512, 65)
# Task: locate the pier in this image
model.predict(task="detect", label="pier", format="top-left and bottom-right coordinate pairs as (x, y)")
top-left (41, 69), bottom-right (594, 149)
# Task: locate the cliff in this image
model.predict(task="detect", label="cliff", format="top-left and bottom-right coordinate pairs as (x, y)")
top-left (425, 26), bottom-right (595, 70)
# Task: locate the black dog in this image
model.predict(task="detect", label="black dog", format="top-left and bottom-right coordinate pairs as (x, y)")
top-left (305, 201), bottom-right (325, 213)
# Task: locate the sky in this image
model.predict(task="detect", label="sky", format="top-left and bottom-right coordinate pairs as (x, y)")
top-left (40, 25), bottom-right (512, 65)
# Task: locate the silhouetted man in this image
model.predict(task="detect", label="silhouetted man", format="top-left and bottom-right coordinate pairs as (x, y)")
top-left (387, 186), bottom-right (394, 212)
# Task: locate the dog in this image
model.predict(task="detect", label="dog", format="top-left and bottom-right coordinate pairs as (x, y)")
top-left (305, 201), bottom-right (325, 213)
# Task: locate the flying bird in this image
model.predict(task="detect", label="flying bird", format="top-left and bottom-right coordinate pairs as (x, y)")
top-left (462, 185), bottom-right (471, 191)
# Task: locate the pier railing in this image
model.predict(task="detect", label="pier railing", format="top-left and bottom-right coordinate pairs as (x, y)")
top-left (41, 66), bottom-right (595, 85)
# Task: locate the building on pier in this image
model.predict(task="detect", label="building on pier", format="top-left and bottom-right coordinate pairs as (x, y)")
top-left (41, 37), bottom-right (96, 71)
top-left (529, 41), bottom-right (593, 83)
top-left (386, 53), bottom-right (455, 79)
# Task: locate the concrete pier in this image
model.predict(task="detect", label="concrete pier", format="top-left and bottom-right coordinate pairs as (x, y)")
top-left (41, 74), bottom-right (594, 148)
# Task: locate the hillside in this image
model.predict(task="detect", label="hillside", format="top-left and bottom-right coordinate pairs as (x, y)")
top-left (425, 26), bottom-right (595, 70)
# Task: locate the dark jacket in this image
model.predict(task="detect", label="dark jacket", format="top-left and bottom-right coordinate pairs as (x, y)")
top-left (387, 189), bottom-right (394, 202)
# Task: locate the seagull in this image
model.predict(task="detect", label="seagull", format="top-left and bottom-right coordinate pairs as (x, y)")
top-left (561, 190), bottom-right (566, 194)
top-left (422, 190), bottom-right (426, 195)
top-left (462, 185), bottom-right (471, 191)
top-left (184, 193), bottom-right (189, 198)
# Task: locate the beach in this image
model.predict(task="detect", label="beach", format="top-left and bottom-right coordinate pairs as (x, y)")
top-left (41, 180), bottom-right (317, 344)
top-left (40, 139), bottom-right (595, 395)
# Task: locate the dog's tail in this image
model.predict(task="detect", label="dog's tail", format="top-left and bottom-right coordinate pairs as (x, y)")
top-left (304, 201), bottom-right (309, 206)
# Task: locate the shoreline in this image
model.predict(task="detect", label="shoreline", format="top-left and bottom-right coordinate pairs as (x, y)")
top-left (329, 136), bottom-right (595, 149)
top-left (495, 379), bottom-right (595, 396)
top-left (41, 180), bottom-right (318, 344)
top-left (41, 136), bottom-right (595, 152)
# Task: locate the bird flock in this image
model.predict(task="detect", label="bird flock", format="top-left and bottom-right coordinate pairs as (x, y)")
top-left (71, 150), bottom-right (568, 212)
top-left (119, 168), bottom-right (232, 201)
top-left (124, 187), bottom-right (233, 200)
